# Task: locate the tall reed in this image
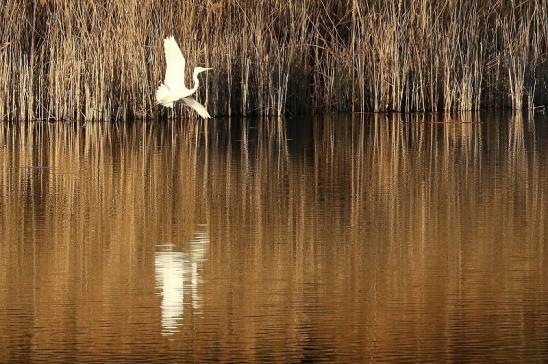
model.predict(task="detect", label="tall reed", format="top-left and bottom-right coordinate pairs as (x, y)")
top-left (1, 0), bottom-right (547, 121)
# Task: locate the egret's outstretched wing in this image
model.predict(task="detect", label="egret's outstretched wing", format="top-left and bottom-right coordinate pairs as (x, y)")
top-left (163, 36), bottom-right (186, 91)
top-left (182, 97), bottom-right (211, 119)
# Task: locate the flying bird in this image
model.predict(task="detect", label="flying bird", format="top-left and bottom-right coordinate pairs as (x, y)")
top-left (156, 36), bottom-right (212, 118)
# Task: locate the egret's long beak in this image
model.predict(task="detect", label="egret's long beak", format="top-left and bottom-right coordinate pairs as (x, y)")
top-left (203, 68), bottom-right (212, 71)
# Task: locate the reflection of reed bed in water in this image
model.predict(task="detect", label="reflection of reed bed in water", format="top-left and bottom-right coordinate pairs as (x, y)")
top-left (0, 117), bottom-right (547, 361)
top-left (0, 122), bottom-right (212, 359)
top-left (348, 112), bottom-right (546, 249)
top-left (200, 115), bottom-right (548, 361)
top-left (345, 114), bottom-right (547, 360)
top-left (1, 1), bottom-right (548, 121)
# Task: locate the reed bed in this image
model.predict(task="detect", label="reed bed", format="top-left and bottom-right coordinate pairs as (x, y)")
top-left (1, 0), bottom-right (547, 121)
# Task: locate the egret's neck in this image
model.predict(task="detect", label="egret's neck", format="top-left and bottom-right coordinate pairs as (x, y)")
top-left (190, 69), bottom-right (201, 94)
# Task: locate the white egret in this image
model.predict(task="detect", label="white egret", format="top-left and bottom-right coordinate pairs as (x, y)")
top-left (156, 36), bottom-right (212, 118)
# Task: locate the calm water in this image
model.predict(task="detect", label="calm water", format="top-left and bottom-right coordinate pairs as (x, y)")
top-left (1, 113), bottom-right (548, 363)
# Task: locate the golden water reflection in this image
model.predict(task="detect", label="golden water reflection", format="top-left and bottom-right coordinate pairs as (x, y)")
top-left (0, 114), bottom-right (547, 362)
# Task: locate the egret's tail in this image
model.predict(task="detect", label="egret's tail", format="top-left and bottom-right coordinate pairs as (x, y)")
top-left (155, 84), bottom-right (175, 108)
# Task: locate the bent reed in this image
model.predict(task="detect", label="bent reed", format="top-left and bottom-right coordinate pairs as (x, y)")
top-left (1, 0), bottom-right (547, 121)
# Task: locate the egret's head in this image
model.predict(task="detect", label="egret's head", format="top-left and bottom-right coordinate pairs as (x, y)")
top-left (195, 67), bottom-right (212, 74)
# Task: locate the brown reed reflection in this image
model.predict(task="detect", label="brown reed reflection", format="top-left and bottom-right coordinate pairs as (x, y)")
top-left (0, 115), bottom-right (547, 362)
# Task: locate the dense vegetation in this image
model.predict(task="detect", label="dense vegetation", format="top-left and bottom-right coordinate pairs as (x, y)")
top-left (1, 0), bottom-right (547, 121)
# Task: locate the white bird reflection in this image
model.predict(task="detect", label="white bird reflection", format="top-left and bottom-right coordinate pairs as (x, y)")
top-left (154, 225), bottom-right (209, 336)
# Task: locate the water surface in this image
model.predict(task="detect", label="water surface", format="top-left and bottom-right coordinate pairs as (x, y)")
top-left (1, 113), bottom-right (548, 362)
